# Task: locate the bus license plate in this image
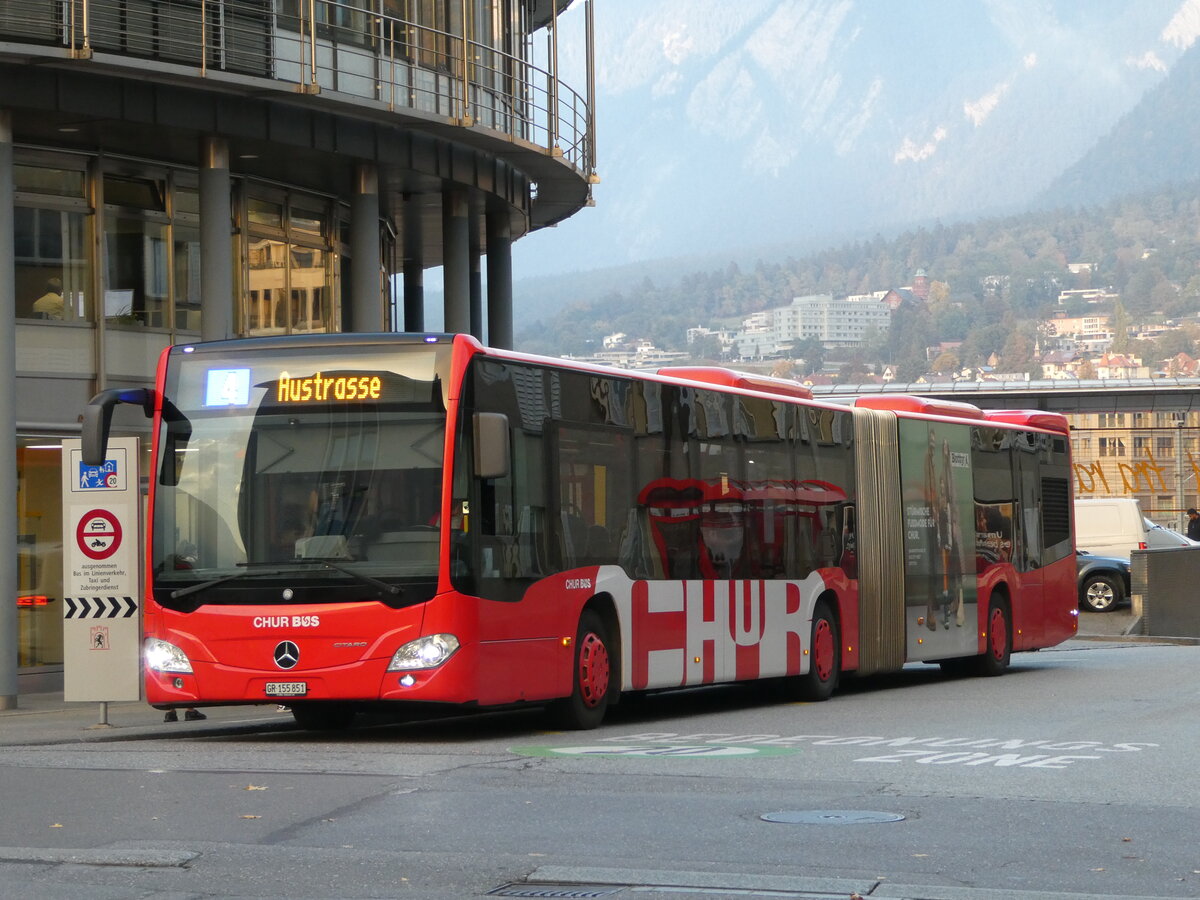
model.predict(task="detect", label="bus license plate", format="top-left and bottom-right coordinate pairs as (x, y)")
top-left (265, 682), bottom-right (307, 697)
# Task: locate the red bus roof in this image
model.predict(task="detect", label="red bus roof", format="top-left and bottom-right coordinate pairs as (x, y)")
top-left (656, 367), bottom-right (814, 400)
top-left (983, 409), bottom-right (1071, 434)
top-left (851, 394), bottom-right (986, 420)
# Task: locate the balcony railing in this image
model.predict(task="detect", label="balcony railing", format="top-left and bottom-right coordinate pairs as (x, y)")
top-left (0, 0), bottom-right (593, 176)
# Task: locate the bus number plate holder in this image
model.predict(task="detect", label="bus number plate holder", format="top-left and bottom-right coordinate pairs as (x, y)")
top-left (266, 682), bottom-right (307, 697)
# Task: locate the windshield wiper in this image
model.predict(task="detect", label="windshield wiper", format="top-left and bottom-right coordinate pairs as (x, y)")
top-left (290, 558), bottom-right (404, 597)
top-left (168, 562), bottom-right (293, 600)
top-left (168, 558), bottom-right (404, 601)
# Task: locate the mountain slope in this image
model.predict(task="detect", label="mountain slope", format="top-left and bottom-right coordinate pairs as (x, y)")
top-left (1040, 41), bottom-right (1200, 207)
top-left (514, 0), bottom-right (1190, 281)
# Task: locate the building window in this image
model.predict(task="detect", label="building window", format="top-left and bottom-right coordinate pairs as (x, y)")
top-left (103, 174), bottom-right (171, 328)
top-left (17, 438), bottom-right (65, 669)
top-left (14, 162), bottom-right (91, 322)
top-left (173, 223), bottom-right (202, 332)
top-left (244, 191), bottom-right (337, 336)
top-left (172, 183), bottom-right (202, 333)
top-left (103, 211), bottom-right (169, 326)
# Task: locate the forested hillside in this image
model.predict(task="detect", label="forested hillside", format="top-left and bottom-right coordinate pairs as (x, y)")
top-left (514, 183), bottom-right (1200, 379)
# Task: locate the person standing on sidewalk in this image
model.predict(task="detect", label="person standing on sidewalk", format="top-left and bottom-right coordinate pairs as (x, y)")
top-left (1187, 508), bottom-right (1200, 542)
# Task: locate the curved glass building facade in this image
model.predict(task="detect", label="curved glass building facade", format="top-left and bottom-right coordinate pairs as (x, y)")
top-left (0, 0), bottom-right (595, 695)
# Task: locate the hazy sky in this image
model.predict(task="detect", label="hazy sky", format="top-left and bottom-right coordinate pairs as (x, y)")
top-left (510, 0), bottom-right (1198, 282)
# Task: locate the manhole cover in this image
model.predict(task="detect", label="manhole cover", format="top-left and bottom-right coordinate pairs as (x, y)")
top-left (761, 809), bottom-right (905, 825)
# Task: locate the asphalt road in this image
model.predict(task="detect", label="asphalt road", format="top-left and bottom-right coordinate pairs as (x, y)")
top-left (0, 630), bottom-right (1195, 900)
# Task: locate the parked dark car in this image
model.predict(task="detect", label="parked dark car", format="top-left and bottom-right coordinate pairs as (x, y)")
top-left (1076, 550), bottom-right (1132, 613)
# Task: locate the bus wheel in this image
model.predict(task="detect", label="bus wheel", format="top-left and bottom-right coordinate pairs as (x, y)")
top-left (793, 601), bottom-right (839, 702)
top-left (290, 702), bottom-right (356, 731)
top-left (547, 610), bottom-right (612, 730)
top-left (978, 597), bottom-right (1011, 677)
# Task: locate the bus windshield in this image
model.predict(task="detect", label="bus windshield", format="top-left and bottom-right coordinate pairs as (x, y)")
top-left (151, 341), bottom-right (451, 608)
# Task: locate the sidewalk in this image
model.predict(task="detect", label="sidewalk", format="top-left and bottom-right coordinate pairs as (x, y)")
top-left (0, 693), bottom-right (292, 747)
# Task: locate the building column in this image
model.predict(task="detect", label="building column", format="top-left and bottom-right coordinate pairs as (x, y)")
top-left (402, 195), bottom-right (424, 331)
top-left (348, 163), bottom-right (382, 332)
top-left (0, 111), bottom-right (18, 708)
top-left (486, 209), bottom-right (513, 350)
top-left (442, 189), bottom-right (470, 335)
top-left (469, 221), bottom-right (483, 341)
top-left (199, 137), bottom-right (234, 341)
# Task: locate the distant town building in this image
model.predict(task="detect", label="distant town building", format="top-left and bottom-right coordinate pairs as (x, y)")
top-left (686, 325), bottom-right (736, 353)
top-left (1057, 288), bottom-right (1120, 306)
top-left (567, 338), bottom-right (689, 371)
top-left (911, 268), bottom-right (930, 300)
top-left (1093, 354), bottom-right (1150, 379)
top-left (1039, 350), bottom-right (1081, 379)
top-left (1161, 352), bottom-right (1200, 377)
top-left (735, 293), bottom-right (891, 359)
top-left (1041, 313), bottom-right (1112, 351)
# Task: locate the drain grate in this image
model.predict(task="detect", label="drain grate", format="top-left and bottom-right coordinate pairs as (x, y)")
top-left (487, 884), bottom-right (624, 898)
top-left (761, 809), bottom-right (905, 825)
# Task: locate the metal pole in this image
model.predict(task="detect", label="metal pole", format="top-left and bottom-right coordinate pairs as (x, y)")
top-left (308, 0), bottom-right (318, 86)
top-left (200, 0), bottom-right (207, 77)
top-left (441, 190), bottom-right (470, 335)
top-left (402, 195), bottom-right (424, 331)
top-left (460, 0), bottom-right (471, 123)
top-left (585, 0), bottom-right (596, 173)
top-left (0, 111), bottom-right (18, 709)
top-left (1177, 420), bottom-right (1188, 531)
top-left (549, 0), bottom-right (559, 149)
top-left (486, 209), bottom-right (513, 350)
top-left (199, 137), bottom-right (234, 340)
top-left (349, 164), bottom-right (383, 332)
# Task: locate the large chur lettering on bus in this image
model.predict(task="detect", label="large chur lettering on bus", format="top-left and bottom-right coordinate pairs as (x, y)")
top-left (614, 574), bottom-right (821, 691)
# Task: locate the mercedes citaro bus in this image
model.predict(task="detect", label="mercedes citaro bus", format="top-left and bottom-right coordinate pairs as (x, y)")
top-left (83, 333), bottom-right (1077, 730)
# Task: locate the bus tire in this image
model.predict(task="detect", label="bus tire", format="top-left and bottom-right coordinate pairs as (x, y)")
top-left (977, 596), bottom-right (1011, 677)
top-left (547, 610), bottom-right (613, 730)
top-left (793, 600), bottom-right (839, 702)
top-left (290, 702), bottom-right (356, 731)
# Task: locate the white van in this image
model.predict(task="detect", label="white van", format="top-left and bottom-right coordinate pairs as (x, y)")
top-left (1074, 498), bottom-right (1149, 558)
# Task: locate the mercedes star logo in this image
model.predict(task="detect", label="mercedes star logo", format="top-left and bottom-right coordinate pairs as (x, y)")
top-left (273, 640), bottom-right (300, 670)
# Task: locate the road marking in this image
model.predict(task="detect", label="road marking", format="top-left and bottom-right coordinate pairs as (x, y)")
top-left (512, 743), bottom-right (798, 759)
top-left (577, 731), bottom-right (1159, 769)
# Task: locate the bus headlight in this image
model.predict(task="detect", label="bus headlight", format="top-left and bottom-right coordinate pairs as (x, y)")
top-left (387, 634), bottom-right (460, 671)
top-left (144, 638), bottom-right (193, 674)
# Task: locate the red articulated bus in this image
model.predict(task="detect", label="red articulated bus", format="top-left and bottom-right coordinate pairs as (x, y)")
top-left (83, 333), bottom-right (1077, 731)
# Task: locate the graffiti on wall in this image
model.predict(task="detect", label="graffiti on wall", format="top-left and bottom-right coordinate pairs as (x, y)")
top-left (1074, 449), bottom-right (1200, 496)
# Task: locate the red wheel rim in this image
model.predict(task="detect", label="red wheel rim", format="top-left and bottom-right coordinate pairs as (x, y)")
top-left (577, 632), bottom-right (610, 708)
top-left (988, 607), bottom-right (1007, 659)
top-left (812, 619), bottom-right (835, 681)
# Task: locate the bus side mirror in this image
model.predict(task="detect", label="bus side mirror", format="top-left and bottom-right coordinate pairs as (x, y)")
top-left (82, 388), bottom-right (153, 466)
top-left (473, 412), bottom-right (510, 480)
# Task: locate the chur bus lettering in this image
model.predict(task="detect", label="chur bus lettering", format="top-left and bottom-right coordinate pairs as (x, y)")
top-left (81, 334), bottom-right (1078, 732)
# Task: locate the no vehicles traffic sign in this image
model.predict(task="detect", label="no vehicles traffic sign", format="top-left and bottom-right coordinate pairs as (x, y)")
top-left (76, 509), bottom-right (123, 560)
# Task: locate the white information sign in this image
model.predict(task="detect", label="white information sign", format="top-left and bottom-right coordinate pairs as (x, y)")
top-left (60, 437), bottom-right (142, 701)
